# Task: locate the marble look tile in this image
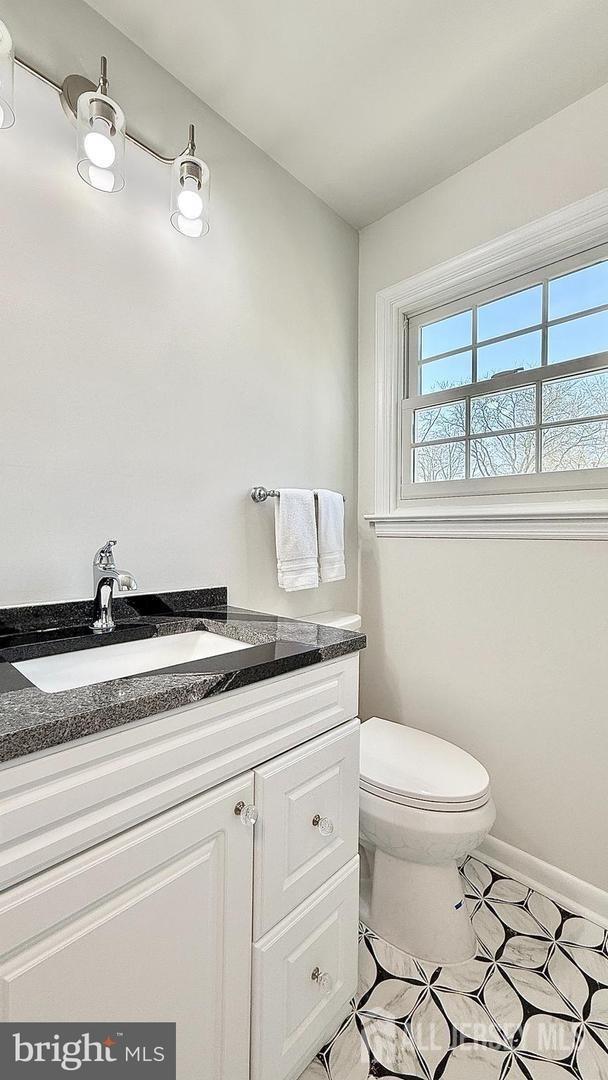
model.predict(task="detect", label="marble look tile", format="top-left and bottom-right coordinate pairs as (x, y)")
top-left (564, 944), bottom-right (608, 985)
top-left (501, 934), bottom-right (551, 969)
top-left (361, 1015), bottom-right (423, 1077)
top-left (560, 916), bottom-right (605, 948)
top-left (359, 978), bottom-right (423, 1022)
top-left (547, 948), bottom-right (589, 1015)
top-left (462, 856), bottom-right (493, 897)
top-left (528, 891), bottom-right (563, 936)
top-left (302, 856), bottom-right (608, 1080)
top-left (486, 877), bottom-right (529, 903)
top-left (482, 967), bottom-right (524, 1041)
top-left (323, 1015), bottom-right (370, 1080)
top-left (297, 1056), bottom-right (329, 1080)
top-left (369, 935), bottom-right (424, 981)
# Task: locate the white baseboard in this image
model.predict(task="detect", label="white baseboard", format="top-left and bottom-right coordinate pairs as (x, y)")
top-left (476, 835), bottom-right (608, 930)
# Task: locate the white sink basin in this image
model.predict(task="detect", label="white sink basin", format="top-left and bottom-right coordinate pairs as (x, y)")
top-left (14, 631), bottom-right (252, 693)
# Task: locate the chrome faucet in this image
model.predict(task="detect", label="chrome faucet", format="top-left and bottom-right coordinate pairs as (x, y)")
top-left (91, 539), bottom-right (137, 633)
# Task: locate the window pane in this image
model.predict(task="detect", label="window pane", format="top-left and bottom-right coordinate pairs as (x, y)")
top-left (542, 369), bottom-right (608, 424)
top-left (471, 385), bottom-right (536, 434)
top-left (421, 310), bottom-right (472, 360)
top-left (542, 419), bottom-right (608, 472)
top-left (414, 441), bottom-right (465, 482)
top-left (549, 260), bottom-right (608, 321)
top-left (548, 309), bottom-right (608, 365)
top-left (478, 285), bottom-right (542, 342)
top-left (477, 330), bottom-right (542, 381)
top-left (470, 432), bottom-right (536, 477)
top-left (414, 401), bottom-right (466, 443)
top-left (420, 351), bottom-right (472, 394)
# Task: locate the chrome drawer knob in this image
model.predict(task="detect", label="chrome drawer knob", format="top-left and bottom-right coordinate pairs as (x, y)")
top-left (311, 966), bottom-right (333, 993)
top-left (312, 814), bottom-right (334, 836)
top-left (234, 801), bottom-right (259, 826)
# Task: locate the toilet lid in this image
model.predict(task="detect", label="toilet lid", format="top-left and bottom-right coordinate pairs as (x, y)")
top-left (360, 717), bottom-right (490, 809)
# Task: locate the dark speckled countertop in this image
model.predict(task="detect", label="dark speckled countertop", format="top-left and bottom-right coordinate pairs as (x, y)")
top-left (0, 587), bottom-right (365, 764)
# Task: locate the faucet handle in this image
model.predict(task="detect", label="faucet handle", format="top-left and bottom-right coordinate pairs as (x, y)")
top-left (94, 539), bottom-right (118, 569)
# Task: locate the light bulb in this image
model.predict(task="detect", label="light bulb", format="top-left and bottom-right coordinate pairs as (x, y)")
top-left (84, 123), bottom-right (116, 169)
top-left (88, 164), bottom-right (115, 192)
top-left (76, 80), bottom-right (125, 193)
top-left (177, 176), bottom-right (203, 220)
top-left (170, 145), bottom-right (209, 237)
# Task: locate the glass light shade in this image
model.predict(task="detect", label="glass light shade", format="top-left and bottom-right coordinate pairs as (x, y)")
top-left (76, 90), bottom-right (125, 192)
top-left (0, 19), bottom-right (15, 130)
top-left (170, 154), bottom-right (210, 237)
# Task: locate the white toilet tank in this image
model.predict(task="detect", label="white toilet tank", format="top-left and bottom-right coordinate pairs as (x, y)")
top-left (297, 610), bottom-right (362, 631)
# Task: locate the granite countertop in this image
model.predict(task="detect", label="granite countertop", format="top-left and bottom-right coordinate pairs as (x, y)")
top-left (0, 587), bottom-right (365, 764)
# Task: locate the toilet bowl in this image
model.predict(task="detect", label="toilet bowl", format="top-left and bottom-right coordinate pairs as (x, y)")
top-left (360, 717), bottom-right (495, 965)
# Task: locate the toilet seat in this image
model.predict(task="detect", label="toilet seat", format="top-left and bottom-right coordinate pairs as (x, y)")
top-left (360, 717), bottom-right (491, 814)
top-left (359, 777), bottom-right (490, 812)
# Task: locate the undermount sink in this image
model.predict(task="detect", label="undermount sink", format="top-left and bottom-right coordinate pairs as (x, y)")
top-left (13, 631), bottom-right (252, 693)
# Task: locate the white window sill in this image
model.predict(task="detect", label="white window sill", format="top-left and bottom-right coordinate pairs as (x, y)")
top-left (365, 501), bottom-right (608, 539)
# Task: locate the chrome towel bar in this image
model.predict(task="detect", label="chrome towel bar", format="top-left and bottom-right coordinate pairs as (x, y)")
top-left (251, 487), bottom-right (345, 503)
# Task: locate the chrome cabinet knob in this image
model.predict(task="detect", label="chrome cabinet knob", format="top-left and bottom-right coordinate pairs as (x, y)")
top-left (311, 966), bottom-right (333, 993)
top-left (234, 801), bottom-right (259, 826)
top-left (312, 814), bottom-right (334, 836)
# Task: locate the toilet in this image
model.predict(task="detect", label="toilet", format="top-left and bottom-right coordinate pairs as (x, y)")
top-left (301, 612), bottom-right (495, 965)
top-left (297, 610), bottom-right (363, 632)
top-left (360, 717), bottom-right (496, 965)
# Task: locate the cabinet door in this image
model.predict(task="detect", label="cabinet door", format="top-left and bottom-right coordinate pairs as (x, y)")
top-left (0, 774), bottom-right (254, 1080)
top-left (253, 718), bottom-right (359, 936)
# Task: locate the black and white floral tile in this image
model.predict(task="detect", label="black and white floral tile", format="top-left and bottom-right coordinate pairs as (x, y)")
top-left (298, 856), bottom-right (608, 1080)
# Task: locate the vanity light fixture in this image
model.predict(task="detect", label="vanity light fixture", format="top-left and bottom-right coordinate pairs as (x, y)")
top-left (170, 124), bottom-right (210, 238)
top-left (75, 56), bottom-right (125, 193)
top-left (0, 18), bottom-right (15, 129)
top-left (3, 29), bottom-right (211, 236)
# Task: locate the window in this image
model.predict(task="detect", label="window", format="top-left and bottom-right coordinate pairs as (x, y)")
top-left (403, 247), bottom-right (608, 497)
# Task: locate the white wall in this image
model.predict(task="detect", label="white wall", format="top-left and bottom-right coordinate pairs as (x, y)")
top-left (359, 85), bottom-right (608, 891)
top-left (0, 0), bottom-right (358, 615)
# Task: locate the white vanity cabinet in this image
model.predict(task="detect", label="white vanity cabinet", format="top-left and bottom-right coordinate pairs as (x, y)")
top-left (0, 655), bottom-right (361, 1080)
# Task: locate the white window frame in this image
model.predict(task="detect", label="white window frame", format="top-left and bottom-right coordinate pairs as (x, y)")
top-left (404, 247), bottom-right (608, 499)
top-left (367, 190), bottom-right (608, 539)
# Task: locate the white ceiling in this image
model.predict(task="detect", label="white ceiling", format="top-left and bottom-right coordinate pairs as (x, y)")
top-left (84, 0), bottom-right (608, 228)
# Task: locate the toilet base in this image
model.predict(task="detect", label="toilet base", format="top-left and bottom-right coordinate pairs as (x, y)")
top-left (367, 849), bottom-right (477, 965)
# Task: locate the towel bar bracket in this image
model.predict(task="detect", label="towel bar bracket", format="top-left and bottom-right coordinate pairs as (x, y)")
top-left (251, 487), bottom-right (280, 502)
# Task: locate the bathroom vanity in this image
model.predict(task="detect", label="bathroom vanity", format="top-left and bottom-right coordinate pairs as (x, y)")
top-left (0, 588), bottom-right (365, 1080)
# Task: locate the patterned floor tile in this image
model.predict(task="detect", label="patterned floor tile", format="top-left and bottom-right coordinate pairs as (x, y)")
top-left (297, 857), bottom-right (608, 1080)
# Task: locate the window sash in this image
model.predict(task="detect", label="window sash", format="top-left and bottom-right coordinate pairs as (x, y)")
top-left (401, 245), bottom-right (608, 499)
top-left (402, 354), bottom-right (608, 497)
top-left (407, 245), bottom-right (608, 390)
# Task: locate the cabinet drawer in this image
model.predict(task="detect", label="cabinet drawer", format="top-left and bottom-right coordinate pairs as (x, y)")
top-left (251, 857), bottom-right (359, 1080)
top-left (253, 718), bottom-right (359, 936)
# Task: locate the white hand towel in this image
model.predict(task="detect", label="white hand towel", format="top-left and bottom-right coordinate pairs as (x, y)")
top-left (316, 489), bottom-right (345, 582)
top-left (274, 489), bottom-right (319, 591)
